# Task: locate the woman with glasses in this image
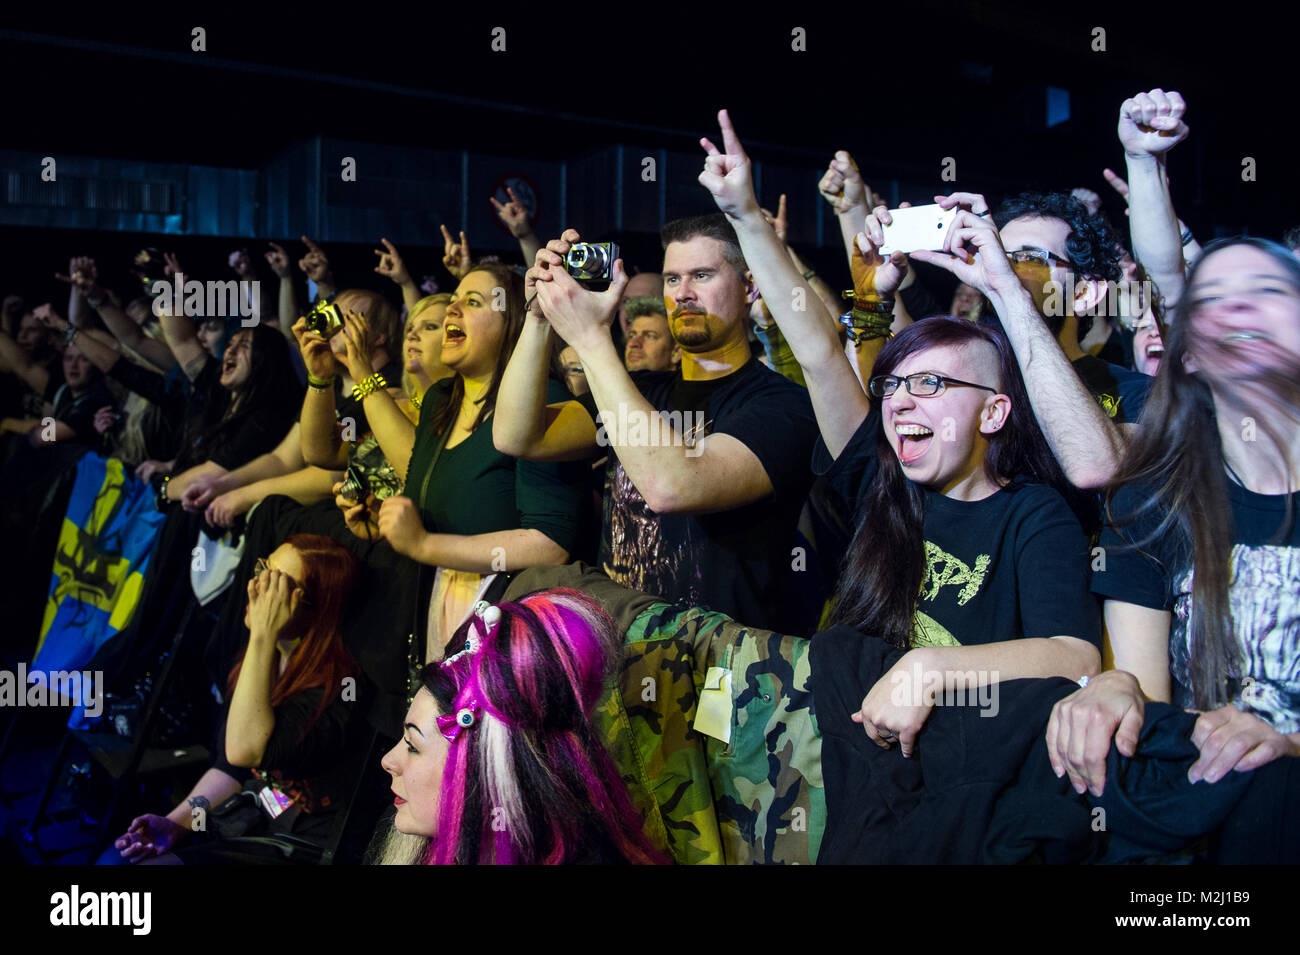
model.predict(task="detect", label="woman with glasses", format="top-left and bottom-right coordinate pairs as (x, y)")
top-left (107, 534), bottom-right (363, 864)
top-left (693, 112), bottom-right (1101, 858)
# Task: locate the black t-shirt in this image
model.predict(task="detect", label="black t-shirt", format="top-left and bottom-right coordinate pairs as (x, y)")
top-left (178, 357), bottom-right (297, 472)
top-left (1091, 478), bottom-right (1300, 733)
top-left (51, 380), bottom-right (116, 445)
top-left (212, 684), bottom-right (355, 820)
top-left (1072, 354), bottom-right (1152, 425)
top-left (577, 358), bottom-right (818, 633)
top-left (814, 408), bottom-right (1101, 649)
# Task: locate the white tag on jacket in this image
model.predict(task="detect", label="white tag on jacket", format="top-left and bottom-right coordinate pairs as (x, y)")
top-left (694, 667), bottom-right (733, 744)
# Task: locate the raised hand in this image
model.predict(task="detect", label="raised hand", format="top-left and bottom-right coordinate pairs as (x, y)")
top-left (910, 203), bottom-right (1021, 298)
top-left (489, 187), bottom-right (533, 238)
top-left (298, 236), bottom-right (332, 283)
top-left (339, 309), bottom-right (377, 381)
top-left (54, 256), bottom-right (98, 293)
top-left (163, 252), bottom-right (182, 278)
top-left (818, 150), bottom-right (868, 216)
top-left (534, 253), bottom-right (630, 352)
top-left (440, 225), bottom-right (472, 279)
top-left (228, 249), bottom-right (255, 279)
top-left (32, 303), bottom-right (69, 333)
top-left (373, 237), bottom-right (413, 287)
top-left (852, 208), bottom-right (909, 299)
top-left (114, 813), bottom-right (187, 863)
top-left (698, 108), bottom-right (760, 220)
top-left (525, 228), bottom-right (580, 320)
top-left (264, 242), bottom-right (291, 278)
top-left (290, 315), bottom-right (337, 381)
top-left (760, 193), bottom-right (789, 245)
top-left (1119, 89), bottom-right (1189, 160)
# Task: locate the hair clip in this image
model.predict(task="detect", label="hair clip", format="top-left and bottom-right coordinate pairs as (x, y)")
top-left (473, 600), bottom-right (502, 629)
top-left (436, 701), bottom-right (481, 741)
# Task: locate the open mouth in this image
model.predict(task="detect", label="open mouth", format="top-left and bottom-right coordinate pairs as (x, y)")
top-left (1219, 331), bottom-right (1269, 345)
top-left (1144, 343), bottom-right (1164, 360)
top-left (222, 358), bottom-right (237, 374)
top-left (443, 322), bottom-right (466, 344)
top-left (895, 422), bottom-right (934, 465)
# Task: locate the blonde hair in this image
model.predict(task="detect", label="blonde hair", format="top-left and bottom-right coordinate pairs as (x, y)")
top-left (401, 293), bottom-right (452, 401)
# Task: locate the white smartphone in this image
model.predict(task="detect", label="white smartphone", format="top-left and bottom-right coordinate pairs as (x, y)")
top-left (877, 204), bottom-right (958, 256)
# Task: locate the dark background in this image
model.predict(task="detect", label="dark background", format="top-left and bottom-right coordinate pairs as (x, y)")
top-left (2, 4), bottom-right (1295, 305)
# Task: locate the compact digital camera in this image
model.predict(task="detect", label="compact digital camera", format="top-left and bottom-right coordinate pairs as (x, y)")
top-left (338, 464), bottom-right (367, 503)
top-left (564, 242), bottom-right (619, 282)
top-left (302, 298), bottom-right (345, 338)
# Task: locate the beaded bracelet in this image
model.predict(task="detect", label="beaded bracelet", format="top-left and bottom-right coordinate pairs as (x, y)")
top-left (351, 372), bottom-right (388, 400)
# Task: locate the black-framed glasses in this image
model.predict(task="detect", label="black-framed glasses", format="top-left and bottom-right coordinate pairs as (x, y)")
top-left (869, 372), bottom-right (999, 399)
top-left (1006, 248), bottom-right (1072, 269)
top-left (253, 557), bottom-right (311, 604)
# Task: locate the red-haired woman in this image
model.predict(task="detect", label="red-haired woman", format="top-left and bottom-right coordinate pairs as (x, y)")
top-left (107, 534), bottom-right (362, 864)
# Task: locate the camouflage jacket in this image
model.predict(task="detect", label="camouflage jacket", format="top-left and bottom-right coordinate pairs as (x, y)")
top-left (506, 564), bottom-right (824, 865)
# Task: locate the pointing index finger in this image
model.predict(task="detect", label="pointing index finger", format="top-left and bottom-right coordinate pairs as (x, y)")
top-left (717, 108), bottom-right (743, 157)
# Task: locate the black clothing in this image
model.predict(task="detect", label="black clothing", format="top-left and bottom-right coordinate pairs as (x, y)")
top-left (1092, 478), bottom-right (1300, 733)
top-left (815, 408), bottom-right (1101, 649)
top-left (1071, 354), bottom-right (1152, 425)
top-left (578, 358), bottom-right (818, 634)
top-left (812, 627), bottom-right (1300, 864)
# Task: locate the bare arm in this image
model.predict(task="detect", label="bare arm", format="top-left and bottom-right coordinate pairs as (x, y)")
top-left (1103, 599), bottom-right (1173, 702)
top-left (377, 495), bottom-right (570, 573)
top-left (156, 304), bottom-right (210, 382)
top-left (492, 310), bottom-right (600, 461)
top-left (1118, 89), bottom-right (1190, 306)
top-left (0, 330), bottom-right (48, 395)
top-left (165, 768), bottom-right (244, 830)
top-left (912, 210), bottom-right (1127, 489)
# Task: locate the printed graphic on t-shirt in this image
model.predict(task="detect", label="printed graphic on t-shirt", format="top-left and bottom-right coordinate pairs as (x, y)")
top-left (921, 541), bottom-right (991, 604)
top-left (913, 610), bottom-right (960, 647)
top-left (601, 460), bottom-right (698, 603)
top-left (1096, 393), bottom-right (1120, 418)
top-left (1171, 543), bottom-right (1300, 733)
top-left (908, 541), bottom-right (993, 647)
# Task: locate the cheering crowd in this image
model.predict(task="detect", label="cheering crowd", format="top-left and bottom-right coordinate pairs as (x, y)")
top-left (1, 87), bottom-right (1297, 865)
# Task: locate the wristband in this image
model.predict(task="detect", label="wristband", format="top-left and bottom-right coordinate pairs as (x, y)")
top-left (64, 326), bottom-right (77, 347)
top-left (1180, 228), bottom-right (1195, 247)
top-left (351, 372), bottom-right (388, 400)
top-left (838, 311), bottom-right (894, 344)
top-left (86, 295), bottom-right (105, 310)
top-left (841, 289), bottom-right (895, 314)
top-left (802, 269), bottom-right (817, 281)
top-left (307, 373), bottom-right (335, 390)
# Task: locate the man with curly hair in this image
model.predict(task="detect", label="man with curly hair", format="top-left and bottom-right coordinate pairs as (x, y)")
top-left (991, 191), bottom-right (1153, 427)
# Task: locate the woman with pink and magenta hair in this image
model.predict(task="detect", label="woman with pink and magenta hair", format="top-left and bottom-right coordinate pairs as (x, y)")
top-left (375, 588), bottom-right (667, 865)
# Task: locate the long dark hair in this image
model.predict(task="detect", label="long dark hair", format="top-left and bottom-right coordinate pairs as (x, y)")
top-left (182, 323), bottom-right (300, 469)
top-left (830, 317), bottom-right (1075, 646)
top-left (227, 534), bottom-right (361, 735)
top-left (1104, 236), bottom-right (1300, 709)
top-left (428, 265), bottom-right (526, 438)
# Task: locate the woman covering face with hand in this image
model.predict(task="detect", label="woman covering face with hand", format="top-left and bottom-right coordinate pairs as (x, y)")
top-left (109, 535), bottom-right (362, 865)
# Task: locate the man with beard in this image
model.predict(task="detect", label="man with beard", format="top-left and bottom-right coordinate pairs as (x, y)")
top-left (494, 214), bottom-right (818, 635)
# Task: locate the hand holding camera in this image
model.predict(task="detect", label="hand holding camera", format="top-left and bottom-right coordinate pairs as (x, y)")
top-left (532, 228), bottom-right (628, 353)
top-left (291, 308), bottom-right (339, 382)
